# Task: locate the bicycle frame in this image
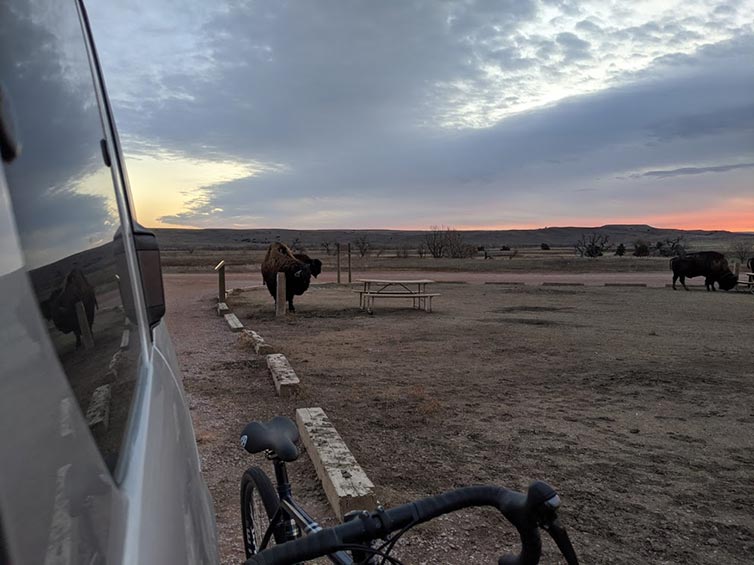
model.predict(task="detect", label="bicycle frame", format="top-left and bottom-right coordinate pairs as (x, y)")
top-left (259, 458), bottom-right (355, 565)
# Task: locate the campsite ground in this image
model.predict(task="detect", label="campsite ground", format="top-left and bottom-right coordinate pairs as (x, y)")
top-left (166, 270), bottom-right (754, 564)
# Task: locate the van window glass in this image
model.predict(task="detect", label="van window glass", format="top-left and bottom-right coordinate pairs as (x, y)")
top-left (1, 0), bottom-right (142, 473)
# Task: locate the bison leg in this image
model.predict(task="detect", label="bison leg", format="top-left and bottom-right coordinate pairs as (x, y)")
top-left (74, 331), bottom-right (82, 349)
top-left (680, 276), bottom-right (688, 291)
top-left (288, 298), bottom-right (295, 313)
top-left (672, 273), bottom-right (678, 290)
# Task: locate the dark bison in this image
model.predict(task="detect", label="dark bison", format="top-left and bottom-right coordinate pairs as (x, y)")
top-left (670, 251), bottom-right (737, 291)
top-left (261, 243), bottom-right (321, 312)
top-left (40, 268), bottom-right (98, 347)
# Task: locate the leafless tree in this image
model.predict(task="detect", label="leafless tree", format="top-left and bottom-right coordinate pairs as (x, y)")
top-left (290, 237), bottom-right (304, 252)
top-left (397, 244), bottom-right (410, 258)
top-left (729, 240), bottom-right (754, 263)
top-left (575, 233), bottom-right (611, 257)
top-left (424, 225), bottom-right (447, 258)
top-left (353, 234), bottom-right (371, 257)
top-left (445, 228), bottom-right (476, 258)
top-left (417, 243), bottom-right (427, 259)
top-left (320, 241), bottom-right (334, 256)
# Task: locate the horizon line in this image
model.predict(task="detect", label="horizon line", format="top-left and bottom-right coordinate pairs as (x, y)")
top-left (150, 223), bottom-right (754, 234)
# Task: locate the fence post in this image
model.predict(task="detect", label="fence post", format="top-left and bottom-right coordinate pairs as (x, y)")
top-left (336, 243), bottom-right (341, 284)
top-left (734, 262), bottom-right (740, 277)
top-left (75, 301), bottom-right (95, 349)
top-left (347, 243), bottom-right (352, 284)
top-left (276, 272), bottom-right (287, 317)
top-left (214, 260), bottom-right (226, 302)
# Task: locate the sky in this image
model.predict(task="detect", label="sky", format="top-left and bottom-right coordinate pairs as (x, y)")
top-left (87, 0), bottom-right (754, 231)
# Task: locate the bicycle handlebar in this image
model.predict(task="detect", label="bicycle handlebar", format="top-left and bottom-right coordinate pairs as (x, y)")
top-left (244, 481), bottom-right (578, 565)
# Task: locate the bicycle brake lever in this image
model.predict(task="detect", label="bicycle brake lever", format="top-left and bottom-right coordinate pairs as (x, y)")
top-left (526, 482), bottom-right (579, 565)
top-left (543, 518), bottom-right (579, 565)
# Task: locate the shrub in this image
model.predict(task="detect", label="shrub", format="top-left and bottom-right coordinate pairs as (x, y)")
top-left (633, 240), bottom-right (650, 257)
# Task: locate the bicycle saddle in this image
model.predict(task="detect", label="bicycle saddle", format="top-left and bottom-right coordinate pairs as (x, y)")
top-left (240, 416), bottom-right (300, 461)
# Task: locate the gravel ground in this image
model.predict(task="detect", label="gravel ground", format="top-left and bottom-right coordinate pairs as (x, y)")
top-left (166, 273), bottom-right (754, 564)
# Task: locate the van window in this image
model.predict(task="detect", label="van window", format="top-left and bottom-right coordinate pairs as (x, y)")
top-left (1, 0), bottom-right (142, 472)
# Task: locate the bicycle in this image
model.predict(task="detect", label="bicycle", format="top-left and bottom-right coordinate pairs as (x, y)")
top-left (240, 416), bottom-right (579, 565)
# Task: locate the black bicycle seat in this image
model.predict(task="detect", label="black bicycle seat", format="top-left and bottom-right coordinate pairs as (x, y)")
top-left (240, 416), bottom-right (300, 461)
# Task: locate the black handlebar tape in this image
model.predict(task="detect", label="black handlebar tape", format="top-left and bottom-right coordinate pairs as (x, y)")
top-left (245, 486), bottom-right (542, 565)
top-left (410, 487), bottom-right (541, 565)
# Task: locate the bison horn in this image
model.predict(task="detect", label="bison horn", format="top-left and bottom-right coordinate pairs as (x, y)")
top-left (294, 269), bottom-right (303, 278)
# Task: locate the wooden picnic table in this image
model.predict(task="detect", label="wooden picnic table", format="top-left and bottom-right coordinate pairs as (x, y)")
top-left (355, 279), bottom-right (439, 313)
top-left (738, 272), bottom-right (754, 293)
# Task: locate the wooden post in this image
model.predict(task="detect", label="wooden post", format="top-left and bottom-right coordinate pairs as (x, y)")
top-left (276, 272), bottom-right (287, 317)
top-left (347, 243), bottom-right (352, 284)
top-left (734, 262), bottom-right (740, 277)
top-left (75, 301), bottom-right (94, 349)
top-left (214, 260), bottom-right (226, 302)
top-left (336, 243), bottom-right (341, 284)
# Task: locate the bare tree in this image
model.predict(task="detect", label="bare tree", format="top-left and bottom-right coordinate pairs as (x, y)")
top-left (290, 237), bottom-right (304, 252)
top-left (729, 240), bottom-right (754, 263)
top-left (575, 233), bottom-right (611, 257)
top-left (353, 234), bottom-right (371, 257)
top-left (424, 225), bottom-right (447, 258)
top-left (397, 244), bottom-right (411, 258)
top-left (445, 228), bottom-right (476, 258)
top-left (417, 243), bottom-right (427, 259)
top-left (655, 236), bottom-right (686, 257)
top-left (320, 241), bottom-right (334, 256)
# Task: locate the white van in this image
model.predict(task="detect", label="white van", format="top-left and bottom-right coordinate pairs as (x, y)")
top-left (0, 1), bottom-right (219, 563)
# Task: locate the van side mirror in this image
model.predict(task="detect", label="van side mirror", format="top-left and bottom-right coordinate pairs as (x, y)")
top-left (113, 224), bottom-right (166, 330)
top-left (133, 226), bottom-right (166, 327)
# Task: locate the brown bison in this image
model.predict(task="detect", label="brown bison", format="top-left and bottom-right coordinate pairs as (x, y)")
top-left (670, 251), bottom-right (737, 291)
top-left (261, 243), bottom-right (321, 312)
top-left (40, 268), bottom-right (98, 347)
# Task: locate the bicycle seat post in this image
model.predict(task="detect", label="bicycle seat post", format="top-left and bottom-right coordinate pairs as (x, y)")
top-left (266, 450), bottom-right (293, 500)
top-left (266, 450), bottom-right (301, 540)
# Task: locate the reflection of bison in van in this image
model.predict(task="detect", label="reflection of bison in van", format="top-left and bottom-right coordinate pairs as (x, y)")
top-left (40, 268), bottom-right (98, 348)
top-left (670, 251), bottom-right (738, 291)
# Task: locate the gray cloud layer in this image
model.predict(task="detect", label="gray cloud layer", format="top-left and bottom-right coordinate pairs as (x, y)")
top-left (88, 0), bottom-right (754, 228)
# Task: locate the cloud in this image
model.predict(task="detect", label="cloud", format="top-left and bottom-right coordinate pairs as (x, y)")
top-left (556, 32), bottom-right (592, 61)
top-left (85, 0), bottom-right (754, 230)
top-left (639, 163), bottom-right (754, 179)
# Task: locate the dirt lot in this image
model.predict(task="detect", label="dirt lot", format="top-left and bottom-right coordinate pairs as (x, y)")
top-left (168, 276), bottom-right (754, 564)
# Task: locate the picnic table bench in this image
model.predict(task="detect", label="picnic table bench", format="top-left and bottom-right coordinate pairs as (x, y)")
top-left (738, 272), bottom-right (754, 293)
top-left (354, 279), bottom-right (439, 313)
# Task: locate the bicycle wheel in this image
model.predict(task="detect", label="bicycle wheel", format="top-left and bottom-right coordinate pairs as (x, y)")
top-left (241, 466), bottom-right (284, 557)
